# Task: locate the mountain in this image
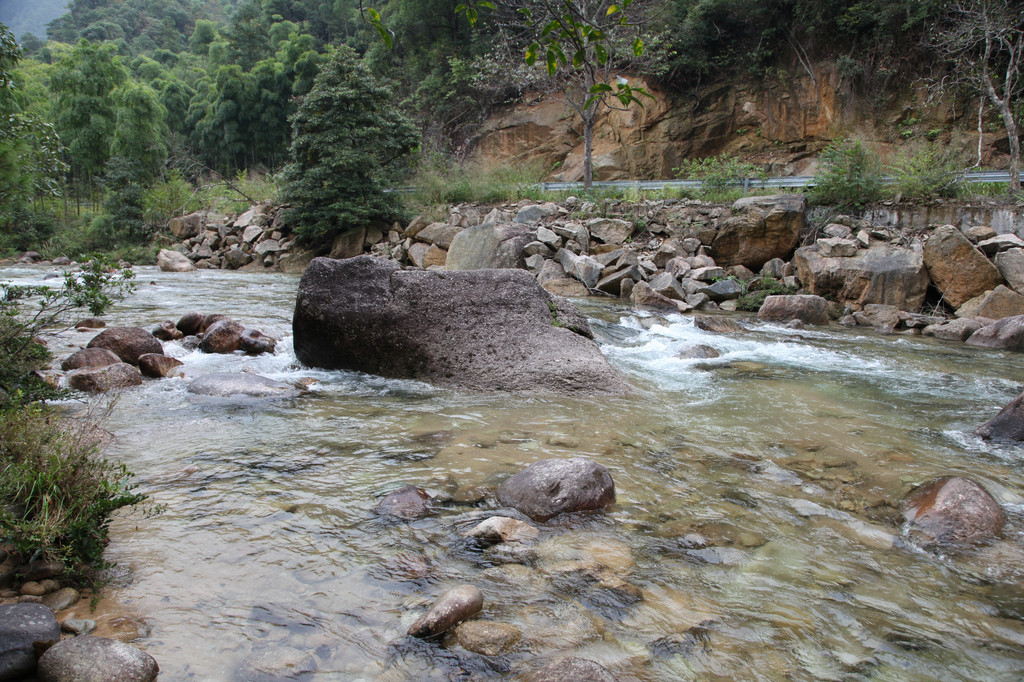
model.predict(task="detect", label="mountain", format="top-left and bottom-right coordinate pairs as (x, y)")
top-left (0, 0), bottom-right (69, 40)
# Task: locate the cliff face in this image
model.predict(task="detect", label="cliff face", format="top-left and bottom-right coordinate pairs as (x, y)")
top-left (465, 63), bottom-right (1007, 181)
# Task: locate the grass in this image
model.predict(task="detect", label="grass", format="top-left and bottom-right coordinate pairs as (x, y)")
top-left (735, 276), bottom-right (799, 312)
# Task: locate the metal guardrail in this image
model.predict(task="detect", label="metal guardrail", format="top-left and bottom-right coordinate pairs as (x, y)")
top-left (387, 170), bottom-right (1012, 194)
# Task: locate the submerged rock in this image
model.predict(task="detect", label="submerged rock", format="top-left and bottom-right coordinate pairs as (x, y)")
top-left (187, 373), bottom-right (300, 398)
top-left (465, 516), bottom-right (539, 543)
top-left (374, 486), bottom-right (433, 520)
top-left (0, 603), bottom-right (60, 680)
top-left (904, 476), bottom-right (1005, 546)
top-left (526, 657), bottom-right (618, 682)
top-left (407, 585), bottom-right (484, 638)
top-left (86, 327), bottom-right (163, 365)
top-left (677, 344), bottom-right (720, 359)
top-left (292, 256), bottom-right (628, 393)
top-left (454, 621), bottom-right (522, 655)
top-left (976, 393), bottom-right (1024, 441)
top-left (497, 457), bottom-right (615, 522)
top-left (37, 636), bottom-right (158, 682)
top-left (693, 315), bottom-right (745, 334)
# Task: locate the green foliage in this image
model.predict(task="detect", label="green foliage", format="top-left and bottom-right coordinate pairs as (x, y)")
top-left (408, 153), bottom-right (547, 206)
top-left (280, 46), bottom-right (418, 243)
top-left (0, 401), bottom-right (147, 580)
top-left (735, 276), bottom-right (798, 312)
top-left (809, 139), bottom-right (884, 208)
top-left (674, 154), bottom-right (766, 200)
top-left (887, 144), bottom-right (964, 199)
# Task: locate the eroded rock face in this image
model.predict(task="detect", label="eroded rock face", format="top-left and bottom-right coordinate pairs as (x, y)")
top-left (710, 195), bottom-right (805, 270)
top-left (292, 256), bottom-right (629, 393)
top-left (793, 243), bottom-right (929, 311)
top-left (757, 294), bottom-right (829, 325)
top-left (497, 457), bottom-right (615, 522)
top-left (0, 603), bottom-right (60, 680)
top-left (904, 476), bottom-right (1004, 546)
top-left (923, 225), bottom-right (1004, 309)
top-left (67, 363), bottom-right (143, 393)
top-left (407, 585), bottom-right (484, 639)
top-left (87, 328), bottom-right (163, 365)
top-left (976, 393), bottom-right (1024, 441)
top-left (37, 635), bottom-right (158, 682)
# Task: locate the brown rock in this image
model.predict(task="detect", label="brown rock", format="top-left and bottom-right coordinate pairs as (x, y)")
top-left (497, 457), bottom-right (615, 522)
top-left (710, 195), bottom-right (805, 270)
top-left (976, 392), bottom-right (1024, 441)
top-left (407, 584), bottom-right (483, 638)
top-left (955, 285), bottom-right (1024, 320)
top-left (416, 222), bottom-right (463, 250)
top-left (693, 315), bottom-right (745, 333)
top-left (175, 312), bottom-right (205, 336)
top-left (374, 486), bottom-right (433, 520)
top-left (67, 364), bottom-right (143, 393)
top-left (73, 318), bottom-right (105, 330)
top-left (923, 318), bottom-right (985, 342)
top-left (199, 319), bottom-right (245, 354)
top-left (454, 621), bottom-right (522, 655)
top-left (994, 248), bottom-right (1024, 294)
top-left (758, 295), bottom-right (829, 325)
top-left (542, 278), bottom-right (590, 297)
top-left (61, 348), bottom-right (120, 372)
top-left (904, 476), bottom-right (1004, 545)
top-left (965, 315), bottom-right (1024, 350)
top-left (137, 354), bottom-right (184, 379)
top-left (422, 245), bottom-right (448, 268)
top-left (151, 320), bottom-right (184, 341)
top-left (239, 329), bottom-right (276, 355)
top-left (923, 225), bottom-right (1004, 309)
top-left (87, 328), bottom-right (163, 365)
top-left (631, 281), bottom-right (680, 313)
top-left (329, 227), bottom-right (367, 259)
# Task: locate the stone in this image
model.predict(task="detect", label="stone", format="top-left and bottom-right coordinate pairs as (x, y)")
top-left (710, 194), bottom-right (805, 270)
top-left (167, 212), bottom-right (203, 239)
top-left (41, 588), bottom-right (78, 613)
top-left (137, 354), bottom-right (184, 379)
top-left (465, 517), bottom-right (539, 543)
top-left (816, 237), bottom-right (860, 258)
top-left (187, 373), bottom-right (301, 398)
top-left (689, 266), bottom-right (726, 282)
top-left (222, 247), bottom-right (253, 269)
top-left (497, 457), bottom-right (615, 521)
top-left (293, 256), bottom-right (627, 393)
top-left (515, 203), bottom-right (560, 224)
top-left (677, 344), bottom-right (720, 359)
top-left (374, 486), bottom-right (433, 520)
top-left (37, 636), bottom-right (158, 682)
top-left (422, 245), bottom-right (447, 268)
top-left (445, 223), bottom-right (534, 271)
top-left (631, 281), bottom-right (680, 313)
top-left (977, 392), bottom-right (1024, 441)
top-left (87, 328), bottom-right (162, 365)
top-left (977, 233), bottom-right (1024, 255)
top-left (760, 258), bottom-right (786, 279)
top-left (238, 329), bottom-right (276, 355)
top-left (794, 243), bottom-right (929, 311)
top-left (61, 348), bottom-right (120, 372)
top-left (73, 318), bottom-right (105, 330)
top-left (955, 285), bottom-right (1024, 320)
top-left (647, 272), bottom-right (685, 300)
top-left (823, 222), bottom-right (853, 239)
top-left (60, 620), bottom-right (96, 637)
top-left (254, 239), bottom-right (281, 256)
top-left (156, 249), bottom-right (195, 272)
top-left (965, 315), bottom-right (1024, 350)
top-left (586, 218), bottom-right (634, 245)
top-left (856, 304), bottom-right (901, 331)
top-left (923, 318), bottom-right (985, 341)
top-left (0, 603), bottom-right (60, 680)
top-left (758, 295), bottom-right (829, 325)
top-left (557, 249), bottom-right (603, 289)
top-left (67, 363), bottom-right (143, 393)
top-left (199, 319), bottom-right (245, 354)
top-left (150, 320), bottom-right (183, 341)
top-left (542, 278), bottom-right (590, 297)
top-left (175, 312), bottom-right (205, 336)
top-left (329, 227), bottom-right (367, 259)
top-left (904, 476), bottom-right (1005, 546)
top-left (995, 248), bottom-right (1024, 294)
top-left (238, 646), bottom-right (316, 680)
top-left (596, 266), bottom-right (642, 296)
top-left (454, 621), bottom-right (522, 655)
top-left (536, 226), bottom-right (562, 250)
top-left (704, 278), bottom-right (744, 301)
top-left (923, 225), bottom-right (1004, 309)
top-left (407, 242), bottom-right (430, 268)
top-left (526, 657), bottom-right (618, 682)
top-left (964, 225), bottom-right (997, 243)
top-left (693, 315), bottom-right (744, 333)
top-left (416, 222), bottom-right (463, 250)
top-left (407, 585), bottom-right (484, 638)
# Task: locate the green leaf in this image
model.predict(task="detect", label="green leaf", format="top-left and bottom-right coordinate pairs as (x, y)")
top-left (541, 19), bottom-right (560, 38)
top-left (478, 1), bottom-right (496, 9)
top-left (546, 48), bottom-right (558, 75)
top-left (594, 43), bottom-right (608, 64)
top-left (375, 23), bottom-right (392, 50)
top-left (606, 5), bottom-right (620, 16)
top-left (366, 7), bottom-right (381, 21)
top-left (573, 49), bottom-right (584, 69)
top-left (633, 37), bottom-right (644, 57)
top-left (525, 42), bottom-right (540, 66)
top-left (589, 83), bottom-right (613, 93)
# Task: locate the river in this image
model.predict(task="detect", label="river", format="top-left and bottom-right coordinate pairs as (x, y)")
top-left (5, 265), bottom-right (1024, 680)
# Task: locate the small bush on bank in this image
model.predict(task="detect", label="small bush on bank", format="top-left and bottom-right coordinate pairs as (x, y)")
top-left (736, 276), bottom-right (799, 312)
top-left (888, 144), bottom-right (964, 199)
top-left (675, 154), bottom-right (768, 202)
top-left (809, 139), bottom-right (884, 208)
top-left (408, 155), bottom-right (548, 207)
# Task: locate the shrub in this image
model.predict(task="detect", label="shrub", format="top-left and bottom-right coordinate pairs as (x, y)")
top-left (888, 144), bottom-right (964, 199)
top-left (408, 153), bottom-right (547, 207)
top-left (736, 276), bottom-right (799, 312)
top-left (809, 139), bottom-right (884, 208)
top-left (675, 154), bottom-right (767, 201)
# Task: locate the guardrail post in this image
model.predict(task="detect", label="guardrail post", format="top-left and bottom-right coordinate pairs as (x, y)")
top-left (743, 177), bottom-right (750, 195)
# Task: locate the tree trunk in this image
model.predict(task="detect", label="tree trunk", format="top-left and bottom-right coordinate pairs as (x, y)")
top-left (582, 109), bottom-right (595, 190)
top-left (998, 101), bottom-right (1022, 191)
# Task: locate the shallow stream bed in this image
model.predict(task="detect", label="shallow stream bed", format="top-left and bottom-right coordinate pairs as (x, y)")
top-left (6, 265), bottom-right (1024, 680)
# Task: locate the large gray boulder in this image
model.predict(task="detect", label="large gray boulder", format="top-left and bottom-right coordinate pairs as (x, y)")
top-left (445, 223), bottom-right (534, 271)
top-left (37, 636), bottom-right (158, 682)
top-left (497, 457), bottom-right (616, 521)
top-left (293, 256), bottom-right (628, 393)
top-left (793, 243), bottom-right (929, 311)
top-left (0, 603), bottom-right (60, 680)
top-left (710, 195), bottom-right (805, 270)
top-left (965, 314), bottom-right (1024, 350)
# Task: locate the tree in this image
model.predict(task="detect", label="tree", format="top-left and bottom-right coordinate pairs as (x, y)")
top-left (279, 46), bottom-right (418, 243)
top-left (931, 0), bottom-right (1023, 191)
top-left (471, 0), bottom-right (652, 188)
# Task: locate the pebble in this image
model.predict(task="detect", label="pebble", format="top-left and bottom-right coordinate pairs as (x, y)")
top-left (61, 618), bottom-right (97, 636)
top-left (407, 584), bottom-right (484, 638)
top-left (465, 517), bottom-right (539, 543)
top-left (42, 587), bottom-right (79, 612)
top-left (20, 581), bottom-right (48, 597)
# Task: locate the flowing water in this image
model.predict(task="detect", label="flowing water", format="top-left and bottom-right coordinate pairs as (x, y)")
top-left (5, 265), bottom-right (1024, 681)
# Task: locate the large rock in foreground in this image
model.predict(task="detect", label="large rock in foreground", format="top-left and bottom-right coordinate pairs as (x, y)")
top-left (37, 636), bottom-right (158, 682)
top-left (67, 363), bottom-right (143, 393)
top-left (293, 256), bottom-right (628, 393)
top-left (904, 476), bottom-right (1004, 546)
top-left (497, 457), bottom-right (616, 521)
top-left (0, 603), bottom-right (60, 680)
